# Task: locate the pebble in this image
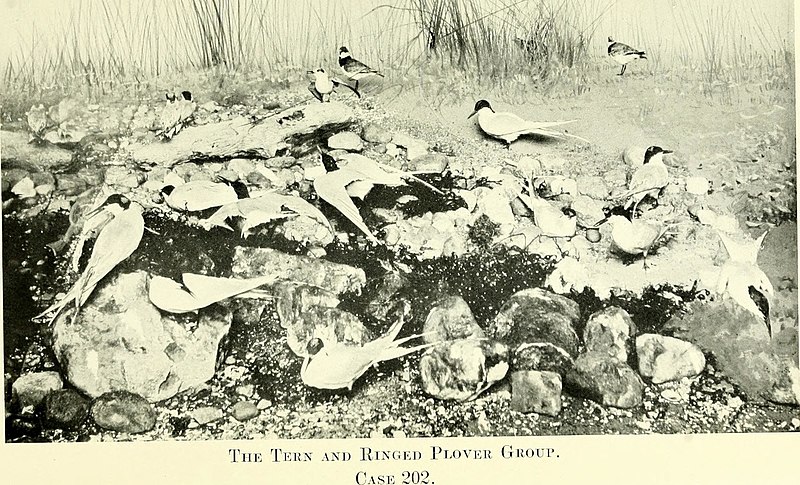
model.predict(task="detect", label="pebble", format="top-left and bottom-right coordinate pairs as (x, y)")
top-left (231, 401), bottom-right (260, 422)
top-left (236, 384), bottom-right (255, 397)
top-left (91, 391), bottom-right (156, 433)
top-left (327, 131), bottom-right (364, 151)
top-left (192, 406), bottom-right (224, 425)
top-left (361, 123), bottom-right (393, 144)
top-left (686, 176), bottom-right (710, 195)
top-left (228, 158), bottom-right (256, 176)
top-left (12, 371), bottom-right (63, 409)
top-left (42, 389), bottom-right (90, 429)
top-left (256, 399), bottom-right (272, 410)
top-left (11, 177), bottom-right (37, 198)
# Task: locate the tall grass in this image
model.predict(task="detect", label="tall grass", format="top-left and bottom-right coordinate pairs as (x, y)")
top-left (0, 0), bottom-right (793, 111)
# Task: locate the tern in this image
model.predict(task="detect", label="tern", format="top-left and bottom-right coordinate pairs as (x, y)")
top-left (608, 215), bottom-right (669, 269)
top-left (35, 195), bottom-right (144, 323)
top-left (161, 178), bottom-right (248, 212)
top-left (467, 100), bottom-right (582, 146)
top-left (338, 46), bottom-right (384, 91)
top-left (619, 146), bottom-right (672, 215)
top-left (307, 68), bottom-right (361, 102)
top-left (608, 37), bottom-right (647, 76)
top-left (159, 90), bottom-right (196, 139)
top-left (715, 231), bottom-right (774, 336)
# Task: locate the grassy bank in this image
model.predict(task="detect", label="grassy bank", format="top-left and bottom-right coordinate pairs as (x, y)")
top-left (0, 0), bottom-right (793, 119)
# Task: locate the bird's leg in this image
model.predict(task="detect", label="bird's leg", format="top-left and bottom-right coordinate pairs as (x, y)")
top-left (354, 80), bottom-right (360, 91)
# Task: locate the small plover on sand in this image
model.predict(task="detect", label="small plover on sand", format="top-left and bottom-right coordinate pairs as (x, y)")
top-left (338, 46), bottom-right (384, 91)
top-left (608, 37), bottom-right (647, 75)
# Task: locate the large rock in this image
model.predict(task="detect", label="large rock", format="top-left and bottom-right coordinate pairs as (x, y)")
top-left (91, 390), bottom-right (156, 433)
top-left (285, 305), bottom-right (372, 357)
top-left (566, 351), bottom-right (644, 409)
top-left (420, 338), bottom-right (509, 402)
top-left (490, 288), bottom-right (581, 357)
top-left (666, 299), bottom-right (800, 405)
top-left (52, 271), bottom-right (232, 402)
top-left (11, 371), bottom-right (63, 409)
top-left (636, 334), bottom-right (706, 384)
top-left (232, 247), bottom-right (366, 295)
top-left (423, 295), bottom-right (485, 344)
top-left (275, 281), bottom-right (340, 329)
top-left (129, 101), bottom-right (355, 167)
top-left (363, 272), bottom-right (408, 322)
top-left (584, 306), bottom-right (637, 362)
top-left (510, 370), bottom-right (562, 416)
top-left (2, 130), bottom-right (74, 171)
top-left (512, 342), bottom-right (574, 377)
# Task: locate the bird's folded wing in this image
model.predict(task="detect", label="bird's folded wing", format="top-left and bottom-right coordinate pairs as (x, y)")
top-left (77, 208), bottom-right (145, 306)
top-left (314, 170), bottom-right (377, 241)
top-left (609, 43), bottom-right (638, 55)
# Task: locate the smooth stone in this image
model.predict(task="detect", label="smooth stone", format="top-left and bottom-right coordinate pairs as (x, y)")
top-left (422, 295), bottom-right (485, 344)
top-left (510, 370), bottom-right (563, 416)
top-left (571, 194), bottom-right (606, 227)
top-left (227, 158), bottom-right (256, 176)
top-left (192, 406), bottom-right (224, 425)
top-left (420, 338), bottom-right (509, 402)
top-left (406, 153), bottom-right (450, 173)
top-left (12, 371), bottom-right (63, 409)
top-left (566, 351), bottom-right (644, 409)
top-left (327, 131), bottom-right (364, 151)
top-left (91, 391), bottom-right (156, 433)
top-left (42, 389), bottom-right (90, 429)
top-left (636, 334), bottom-right (706, 384)
top-left (584, 306), bottom-right (637, 362)
top-left (361, 123), bottom-right (393, 144)
top-left (231, 401), bottom-right (260, 422)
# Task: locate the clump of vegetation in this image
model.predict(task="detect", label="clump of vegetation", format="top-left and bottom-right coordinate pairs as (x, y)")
top-left (468, 213), bottom-right (500, 248)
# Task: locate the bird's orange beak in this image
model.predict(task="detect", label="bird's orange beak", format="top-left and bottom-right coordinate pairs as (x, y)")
top-left (467, 110), bottom-right (477, 120)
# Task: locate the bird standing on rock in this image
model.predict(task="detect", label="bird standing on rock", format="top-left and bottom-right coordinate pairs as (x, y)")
top-left (35, 195), bottom-right (144, 324)
top-left (468, 99), bottom-right (581, 146)
top-left (608, 37), bottom-right (647, 76)
top-left (338, 46), bottom-right (384, 91)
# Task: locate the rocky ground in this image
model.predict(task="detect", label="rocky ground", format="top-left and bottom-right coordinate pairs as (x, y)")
top-left (3, 69), bottom-right (799, 442)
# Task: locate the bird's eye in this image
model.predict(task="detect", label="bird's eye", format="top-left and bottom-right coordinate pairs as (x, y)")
top-left (307, 338), bottom-right (324, 356)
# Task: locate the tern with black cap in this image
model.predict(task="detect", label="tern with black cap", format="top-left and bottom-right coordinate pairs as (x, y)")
top-left (468, 99), bottom-right (581, 146)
